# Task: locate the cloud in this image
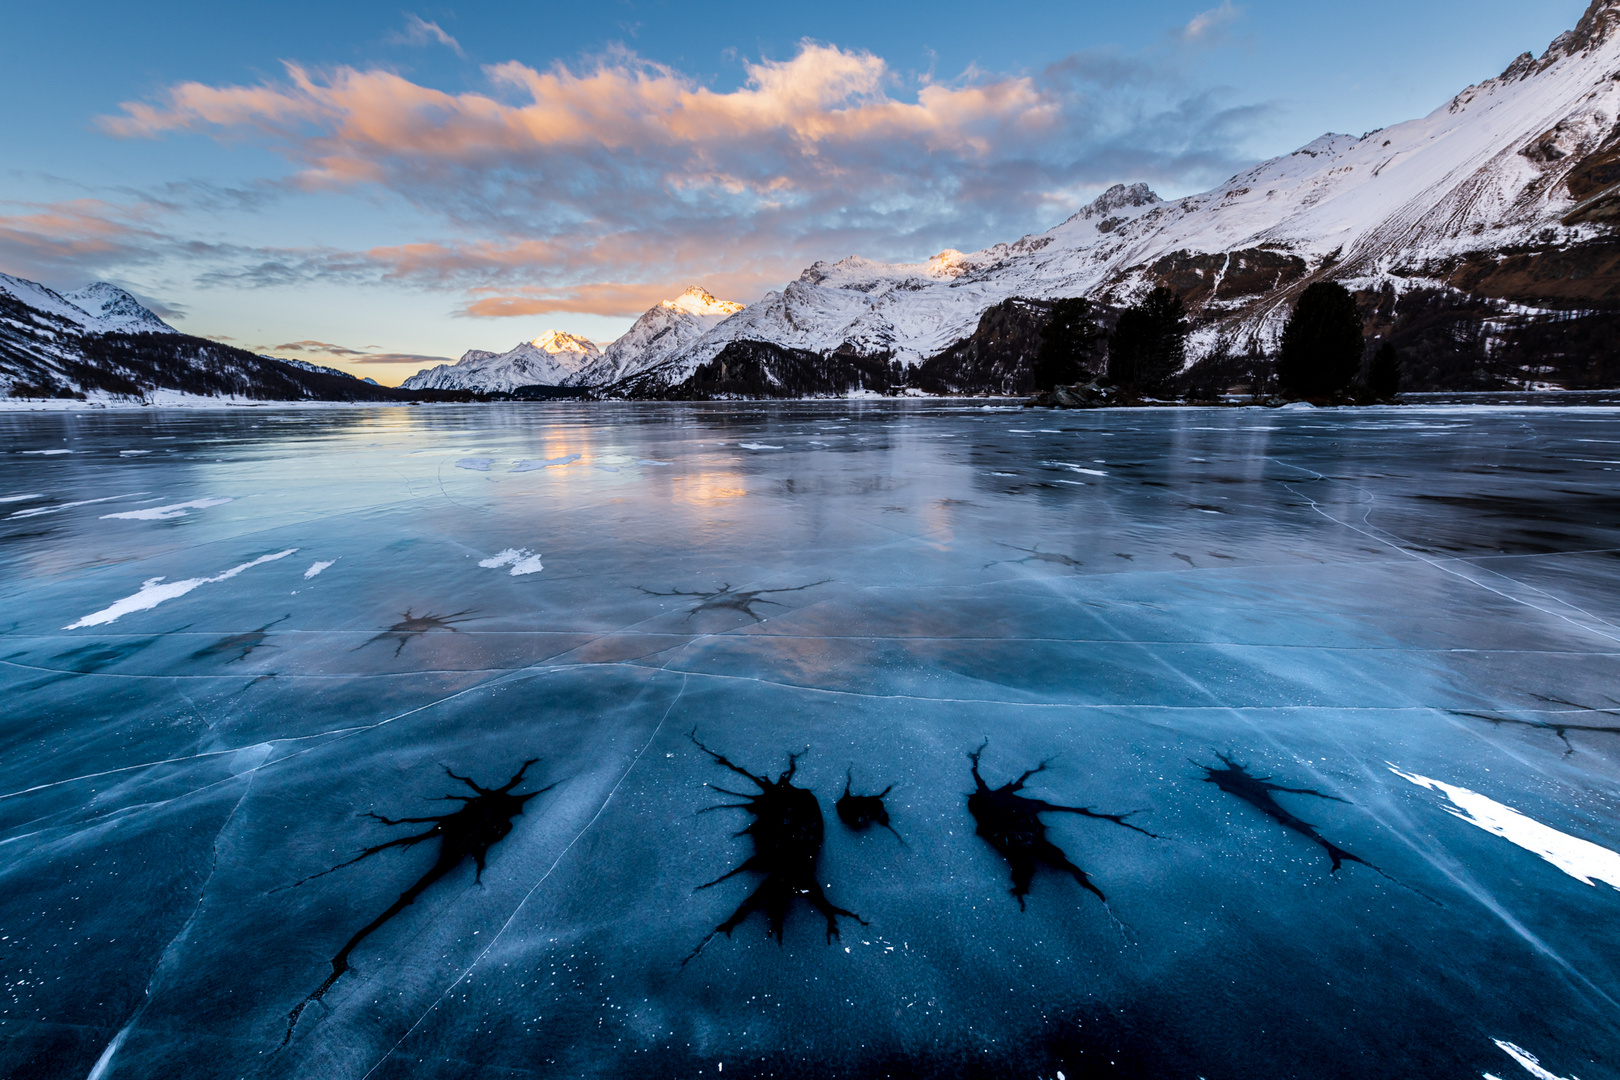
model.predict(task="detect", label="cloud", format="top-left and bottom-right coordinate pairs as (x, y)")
top-left (0, 198), bottom-right (165, 282)
top-left (267, 338), bottom-right (451, 366)
top-left (272, 338), bottom-right (368, 356)
top-left (1179, 2), bottom-right (1241, 43)
top-left (387, 14), bottom-right (466, 58)
top-left (82, 38), bottom-right (1265, 320)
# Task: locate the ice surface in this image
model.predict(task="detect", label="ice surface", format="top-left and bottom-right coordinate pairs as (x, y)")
top-left (1, 402), bottom-right (1618, 1080)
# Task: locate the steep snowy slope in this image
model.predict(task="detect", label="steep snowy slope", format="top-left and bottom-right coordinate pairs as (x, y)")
top-left (599, 0), bottom-right (1620, 395)
top-left (565, 286), bottom-right (742, 387)
top-left (0, 274), bottom-right (176, 335)
top-left (401, 329), bottom-right (601, 392)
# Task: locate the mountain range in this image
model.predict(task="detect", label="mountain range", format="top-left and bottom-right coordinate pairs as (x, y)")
top-left (416, 0), bottom-right (1620, 398)
top-left (7, 1), bottom-right (1620, 403)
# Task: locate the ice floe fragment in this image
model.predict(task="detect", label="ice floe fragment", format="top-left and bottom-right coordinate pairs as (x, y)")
top-left (101, 497), bottom-right (232, 520)
top-left (479, 548), bottom-right (543, 575)
top-left (1391, 765), bottom-right (1620, 891)
top-left (65, 548), bottom-right (298, 629)
top-left (511, 454), bottom-right (580, 472)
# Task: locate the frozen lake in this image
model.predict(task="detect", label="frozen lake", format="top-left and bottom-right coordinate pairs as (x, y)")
top-left (1, 401), bottom-right (1617, 1079)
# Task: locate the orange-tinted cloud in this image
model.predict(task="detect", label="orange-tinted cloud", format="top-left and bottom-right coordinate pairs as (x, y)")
top-left (80, 40), bottom-right (1263, 324)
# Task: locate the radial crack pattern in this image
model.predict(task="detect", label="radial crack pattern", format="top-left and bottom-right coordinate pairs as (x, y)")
top-left (686, 731), bottom-right (864, 963)
top-left (967, 741), bottom-right (1155, 909)
top-left (1198, 754), bottom-right (1368, 872)
top-left (281, 758), bottom-right (551, 1047)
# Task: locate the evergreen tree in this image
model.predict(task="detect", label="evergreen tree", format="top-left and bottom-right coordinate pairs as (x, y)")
top-left (1366, 341), bottom-right (1401, 399)
top-left (1106, 286), bottom-right (1189, 393)
top-left (1032, 297), bottom-right (1100, 390)
top-left (1277, 282), bottom-right (1363, 398)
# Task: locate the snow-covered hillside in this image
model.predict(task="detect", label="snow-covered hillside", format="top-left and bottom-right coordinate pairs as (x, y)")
top-left (582, 0), bottom-right (1620, 395)
top-left (402, 329), bottom-right (601, 392)
top-left (0, 273), bottom-right (176, 336)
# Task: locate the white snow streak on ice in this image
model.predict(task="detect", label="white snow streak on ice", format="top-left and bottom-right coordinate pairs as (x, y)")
top-left (303, 560), bottom-right (336, 579)
top-left (1391, 766), bottom-right (1620, 891)
top-left (455, 457), bottom-right (494, 471)
top-left (0, 494), bottom-right (41, 503)
top-left (101, 497), bottom-right (232, 520)
top-left (119, 450), bottom-right (150, 456)
top-left (479, 548), bottom-right (543, 575)
top-left (511, 454), bottom-right (580, 472)
top-left (738, 442), bottom-right (783, 450)
top-left (21, 449), bottom-right (72, 455)
top-left (636, 459), bottom-right (672, 466)
top-left (64, 549), bottom-right (298, 629)
top-left (1044, 461), bottom-right (1108, 476)
top-left (10, 493), bottom-right (146, 519)
top-left (1484, 1039), bottom-right (1581, 1079)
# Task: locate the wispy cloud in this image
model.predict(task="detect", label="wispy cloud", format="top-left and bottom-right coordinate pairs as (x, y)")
top-left (387, 14), bottom-right (466, 58)
top-left (272, 338), bottom-right (369, 356)
top-left (1178, 2), bottom-right (1242, 44)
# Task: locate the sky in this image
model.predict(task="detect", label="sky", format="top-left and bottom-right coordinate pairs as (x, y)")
top-left (0, 0), bottom-right (1592, 384)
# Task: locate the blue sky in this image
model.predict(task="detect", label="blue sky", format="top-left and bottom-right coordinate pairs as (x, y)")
top-left (0, 0), bottom-right (1589, 383)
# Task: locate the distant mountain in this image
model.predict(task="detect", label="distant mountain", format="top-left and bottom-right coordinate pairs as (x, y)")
top-left (581, 0), bottom-right (1620, 396)
top-left (0, 271), bottom-right (432, 403)
top-left (565, 286), bottom-right (743, 388)
top-left (1, 273), bottom-right (177, 336)
top-left (401, 329), bottom-right (602, 392)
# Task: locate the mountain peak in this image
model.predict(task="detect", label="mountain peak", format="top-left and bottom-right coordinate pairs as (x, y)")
top-left (1080, 182), bottom-right (1161, 218)
top-left (530, 329), bottom-right (601, 356)
top-left (661, 286), bottom-right (745, 316)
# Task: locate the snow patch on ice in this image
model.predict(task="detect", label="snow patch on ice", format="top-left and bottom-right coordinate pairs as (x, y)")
top-left (303, 560), bottom-right (336, 579)
top-left (64, 548), bottom-right (298, 629)
top-left (21, 449), bottom-right (72, 455)
top-left (1391, 766), bottom-right (1620, 891)
top-left (456, 457), bottom-right (494, 471)
top-left (738, 443), bottom-right (783, 450)
top-left (1485, 1039), bottom-right (1581, 1079)
top-left (0, 494), bottom-right (41, 503)
top-left (511, 454), bottom-right (580, 472)
top-left (479, 548), bottom-right (543, 575)
top-left (10, 493), bottom-right (147, 519)
top-left (119, 450), bottom-right (151, 456)
top-left (1044, 461), bottom-right (1108, 476)
top-left (101, 497), bottom-right (232, 520)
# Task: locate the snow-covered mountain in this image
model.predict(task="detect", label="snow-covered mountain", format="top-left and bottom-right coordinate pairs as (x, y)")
top-left (401, 329), bottom-right (601, 392)
top-left (587, 0), bottom-right (1620, 395)
top-left (0, 273), bottom-right (176, 336)
top-left (565, 286), bottom-right (743, 387)
top-left (0, 271), bottom-right (414, 402)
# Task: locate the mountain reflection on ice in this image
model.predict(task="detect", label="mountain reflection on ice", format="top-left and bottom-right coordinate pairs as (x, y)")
top-left (1, 401), bottom-right (1617, 1080)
